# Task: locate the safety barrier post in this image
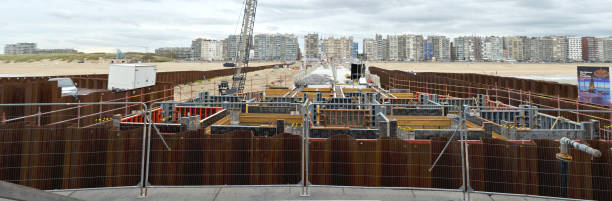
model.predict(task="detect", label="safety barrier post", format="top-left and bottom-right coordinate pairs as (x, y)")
top-left (300, 102), bottom-right (311, 197)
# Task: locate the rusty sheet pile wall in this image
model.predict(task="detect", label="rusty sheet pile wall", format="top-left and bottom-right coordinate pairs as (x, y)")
top-left (0, 123), bottom-right (143, 190)
top-left (370, 67), bottom-right (612, 138)
top-left (0, 65), bottom-right (277, 127)
top-left (149, 131), bottom-right (302, 186)
top-left (0, 122), bottom-right (611, 199)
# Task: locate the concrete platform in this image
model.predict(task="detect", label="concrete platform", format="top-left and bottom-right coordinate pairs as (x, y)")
top-left (38, 187), bottom-right (578, 201)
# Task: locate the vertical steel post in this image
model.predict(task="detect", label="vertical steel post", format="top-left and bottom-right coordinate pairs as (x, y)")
top-left (558, 94), bottom-right (561, 117)
top-left (139, 103), bottom-right (149, 197)
top-left (300, 102), bottom-right (311, 197)
top-left (559, 160), bottom-right (569, 198)
top-left (609, 105), bottom-right (612, 140)
top-left (99, 95), bottom-right (103, 123)
top-left (508, 89), bottom-right (511, 106)
top-left (519, 89), bottom-right (523, 105)
top-left (77, 100), bottom-right (81, 128)
top-left (125, 92), bottom-right (128, 115)
top-left (576, 99), bottom-right (580, 122)
top-left (461, 105), bottom-right (467, 201)
top-left (463, 105), bottom-right (471, 201)
top-left (37, 106), bottom-right (41, 127)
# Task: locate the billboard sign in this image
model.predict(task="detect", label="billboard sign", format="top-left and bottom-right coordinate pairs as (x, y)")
top-left (577, 66), bottom-right (611, 106)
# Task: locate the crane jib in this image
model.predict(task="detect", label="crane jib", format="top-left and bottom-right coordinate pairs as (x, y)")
top-left (223, 0), bottom-right (258, 96)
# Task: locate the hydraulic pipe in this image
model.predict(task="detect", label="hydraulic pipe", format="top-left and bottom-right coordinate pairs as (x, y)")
top-left (559, 137), bottom-right (601, 158)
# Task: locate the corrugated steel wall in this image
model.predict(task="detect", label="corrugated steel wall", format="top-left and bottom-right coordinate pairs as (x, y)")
top-left (0, 128), bottom-right (611, 200)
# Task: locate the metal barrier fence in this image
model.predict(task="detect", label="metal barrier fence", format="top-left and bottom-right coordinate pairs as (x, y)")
top-left (1, 102), bottom-right (611, 200)
top-left (144, 102), bottom-right (307, 195)
top-left (0, 103), bottom-right (148, 194)
top-left (464, 106), bottom-right (612, 201)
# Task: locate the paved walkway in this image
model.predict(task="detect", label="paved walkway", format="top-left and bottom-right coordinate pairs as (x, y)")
top-left (44, 187), bottom-right (576, 201)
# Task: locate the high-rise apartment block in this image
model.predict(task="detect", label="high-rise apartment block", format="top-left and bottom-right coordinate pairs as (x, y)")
top-left (503, 36), bottom-right (525, 61)
top-left (568, 37), bottom-right (583, 62)
top-left (253, 34), bottom-right (299, 61)
top-left (453, 36), bottom-right (483, 61)
top-left (423, 41), bottom-right (434, 61)
top-left (362, 38), bottom-right (379, 61)
top-left (222, 35), bottom-right (240, 61)
top-left (428, 36), bottom-right (451, 61)
top-left (551, 36), bottom-right (568, 62)
top-left (363, 34), bottom-right (423, 61)
top-left (597, 37), bottom-right (612, 62)
top-left (582, 37), bottom-right (598, 62)
top-left (384, 35), bottom-right (399, 61)
top-left (323, 36), bottom-right (354, 59)
top-left (191, 38), bottom-right (224, 61)
top-left (304, 33), bottom-right (320, 59)
top-left (483, 36), bottom-right (503, 61)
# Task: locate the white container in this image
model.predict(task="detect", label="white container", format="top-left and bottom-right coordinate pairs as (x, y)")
top-left (107, 64), bottom-right (157, 91)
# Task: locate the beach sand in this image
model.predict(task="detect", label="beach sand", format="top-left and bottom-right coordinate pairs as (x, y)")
top-left (0, 61), bottom-right (280, 76)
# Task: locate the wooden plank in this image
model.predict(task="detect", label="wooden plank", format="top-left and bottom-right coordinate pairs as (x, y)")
top-left (238, 113), bottom-right (302, 125)
top-left (388, 116), bottom-right (452, 128)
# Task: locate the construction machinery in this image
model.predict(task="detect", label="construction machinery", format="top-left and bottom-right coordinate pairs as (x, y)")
top-left (219, 0), bottom-right (258, 95)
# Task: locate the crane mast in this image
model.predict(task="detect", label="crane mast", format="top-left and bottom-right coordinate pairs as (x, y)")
top-left (223, 0), bottom-right (258, 95)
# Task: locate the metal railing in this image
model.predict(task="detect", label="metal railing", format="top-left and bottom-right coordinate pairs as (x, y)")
top-left (1, 102), bottom-right (611, 200)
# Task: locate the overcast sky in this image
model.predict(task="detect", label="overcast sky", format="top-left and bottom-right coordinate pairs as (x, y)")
top-left (1, 0), bottom-right (612, 53)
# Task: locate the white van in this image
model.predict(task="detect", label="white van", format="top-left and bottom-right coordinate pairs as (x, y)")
top-left (49, 78), bottom-right (78, 97)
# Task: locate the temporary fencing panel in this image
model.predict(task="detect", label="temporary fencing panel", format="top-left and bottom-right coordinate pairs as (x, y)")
top-left (173, 106), bottom-right (222, 121)
top-left (147, 131), bottom-right (302, 186)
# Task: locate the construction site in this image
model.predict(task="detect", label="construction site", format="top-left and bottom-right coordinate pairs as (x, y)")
top-left (1, 0), bottom-right (611, 201)
top-left (0, 60), bottom-right (611, 200)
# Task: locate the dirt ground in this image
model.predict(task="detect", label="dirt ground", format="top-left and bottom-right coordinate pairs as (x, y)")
top-left (366, 62), bottom-right (611, 84)
top-left (2, 60), bottom-right (604, 84)
top-left (0, 61), bottom-right (280, 76)
top-left (174, 67), bottom-right (299, 101)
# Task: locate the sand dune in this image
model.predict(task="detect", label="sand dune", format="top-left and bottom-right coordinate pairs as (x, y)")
top-left (0, 61), bottom-right (280, 76)
top-left (367, 62), bottom-right (611, 84)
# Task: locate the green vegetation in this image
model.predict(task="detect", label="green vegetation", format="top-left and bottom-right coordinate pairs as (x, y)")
top-left (0, 52), bottom-right (175, 63)
top-left (0, 53), bottom-right (114, 63)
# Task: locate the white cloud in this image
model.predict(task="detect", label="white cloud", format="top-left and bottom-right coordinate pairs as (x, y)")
top-left (1, 0), bottom-right (611, 53)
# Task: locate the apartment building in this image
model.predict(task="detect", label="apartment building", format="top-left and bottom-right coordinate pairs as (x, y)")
top-left (551, 36), bottom-right (568, 62)
top-left (363, 38), bottom-right (379, 61)
top-left (503, 36), bottom-right (525, 61)
top-left (4, 43), bottom-right (37, 55)
top-left (384, 35), bottom-right (399, 61)
top-left (304, 33), bottom-right (320, 59)
top-left (405, 35), bottom-right (424, 62)
top-left (253, 34), bottom-right (299, 61)
top-left (452, 37), bottom-right (465, 61)
top-left (568, 37), bottom-right (583, 62)
top-left (191, 38), bottom-right (224, 61)
top-left (596, 37), bottom-right (612, 62)
top-left (483, 36), bottom-right (503, 61)
top-left (423, 40), bottom-right (434, 61)
top-left (453, 36), bottom-right (483, 61)
top-left (428, 36), bottom-right (451, 61)
top-left (155, 47), bottom-right (192, 59)
top-left (323, 36), bottom-right (354, 59)
top-left (222, 35), bottom-right (240, 61)
top-left (582, 37), bottom-right (598, 62)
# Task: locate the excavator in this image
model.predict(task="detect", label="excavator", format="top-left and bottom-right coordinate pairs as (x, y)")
top-left (219, 0), bottom-right (258, 95)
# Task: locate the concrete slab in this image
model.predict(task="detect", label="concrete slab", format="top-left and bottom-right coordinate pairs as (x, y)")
top-left (50, 187), bottom-right (579, 201)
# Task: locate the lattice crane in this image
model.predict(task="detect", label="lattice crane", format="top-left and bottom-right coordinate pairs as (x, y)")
top-left (219, 0), bottom-right (258, 95)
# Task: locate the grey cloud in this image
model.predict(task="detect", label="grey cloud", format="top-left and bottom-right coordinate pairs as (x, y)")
top-left (2, 0), bottom-right (612, 53)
